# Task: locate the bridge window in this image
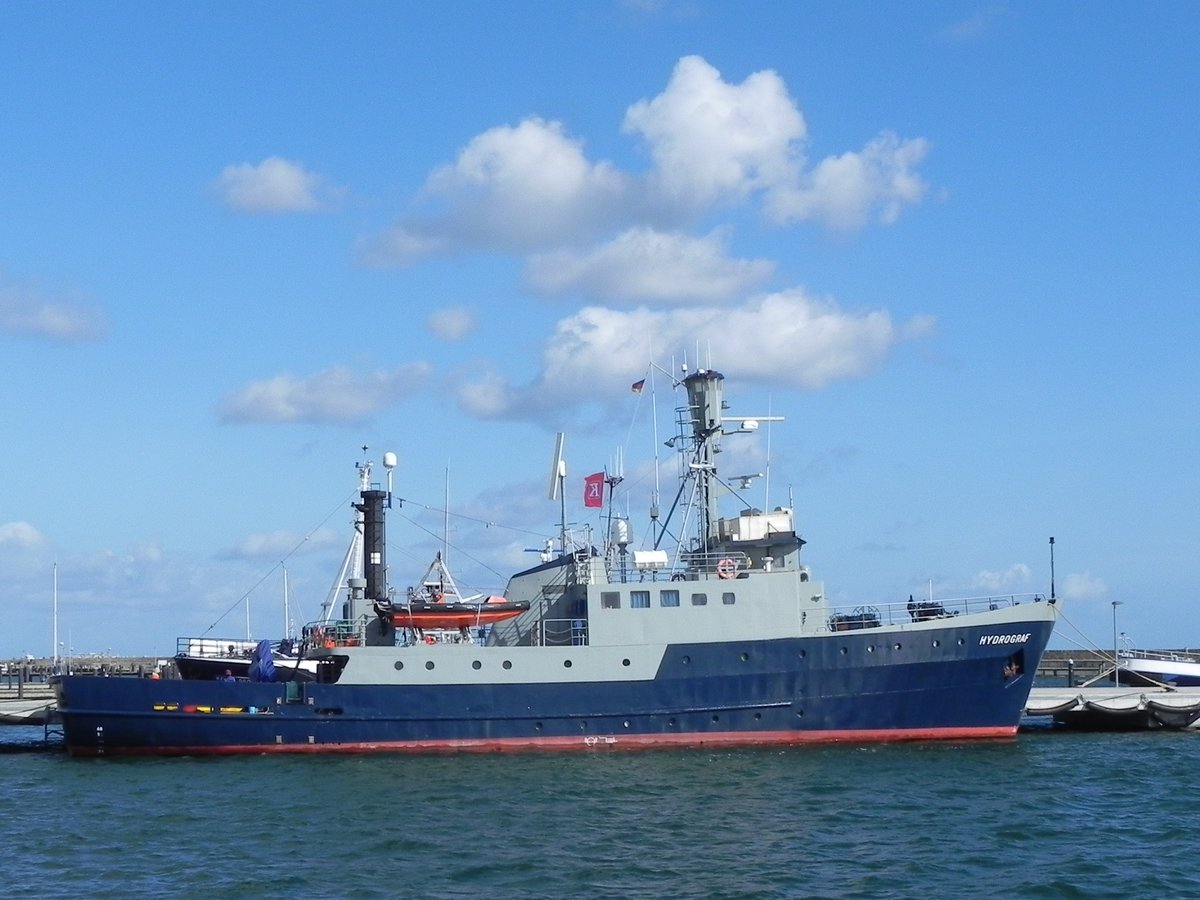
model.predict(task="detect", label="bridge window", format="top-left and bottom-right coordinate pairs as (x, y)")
top-left (660, 589), bottom-right (680, 608)
top-left (631, 590), bottom-right (651, 609)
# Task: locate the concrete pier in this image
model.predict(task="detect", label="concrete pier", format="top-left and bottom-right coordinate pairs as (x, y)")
top-left (0, 684), bottom-right (56, 725)
top-left (1025, 686), bottom-right (1200, 730)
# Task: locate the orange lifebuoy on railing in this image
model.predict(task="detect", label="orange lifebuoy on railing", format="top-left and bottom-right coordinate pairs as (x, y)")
top-left (716, 558), bottom-right (736, 580)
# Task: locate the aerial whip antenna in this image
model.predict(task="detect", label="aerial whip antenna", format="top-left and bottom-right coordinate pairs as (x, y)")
top-left (547, 433), bottom-right (567, 555)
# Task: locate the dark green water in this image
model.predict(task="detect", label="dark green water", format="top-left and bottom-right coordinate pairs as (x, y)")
top-left (2, 725), bottom-right (1196, 898)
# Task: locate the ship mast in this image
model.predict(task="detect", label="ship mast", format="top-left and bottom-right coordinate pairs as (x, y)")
top-left (682, 369), bottom-right (725, 549)
top-left (671, 368), bottom-right (783, 552)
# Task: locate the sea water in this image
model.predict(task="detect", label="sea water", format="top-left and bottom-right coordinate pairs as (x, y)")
top-left (1, 724), bottom-right (1196, 898)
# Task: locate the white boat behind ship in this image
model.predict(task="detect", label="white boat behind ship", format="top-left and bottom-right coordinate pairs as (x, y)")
top-left (1118, 648), bottom-right (1200, 688)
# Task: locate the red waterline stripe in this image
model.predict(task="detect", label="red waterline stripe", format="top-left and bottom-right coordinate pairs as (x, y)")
top-left (68, 725), bottom-right (1017, 757)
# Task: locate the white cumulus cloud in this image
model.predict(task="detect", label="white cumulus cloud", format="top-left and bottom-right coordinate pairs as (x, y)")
top-left (766, 131), bottom-right (931, 230)
top-left (364, 55), bottom-right (931, 267)
top-left (623, 55), bottom-right (807, 212)
top-left (455, 289), bottom-right (925, 420)
top-left (525, 227), bottom-right (774, 303)
top-left (0, 521), bottom-right (46, 548)
top-left (215, 156), bottom-right (328, 213)
top-left (219, 363), bottom-right (431, 424)
top-left (364, 119), bottom-right (632, 266)
top-left (972, 563), bottom-right (1033, 593)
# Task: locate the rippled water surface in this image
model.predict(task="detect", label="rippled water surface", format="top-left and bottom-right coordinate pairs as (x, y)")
top-left (2, 725), bottom-right (1197, 898)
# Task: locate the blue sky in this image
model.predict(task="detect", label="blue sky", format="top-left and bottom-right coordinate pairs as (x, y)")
top-left (2, 2), bottom-right (1196, 660)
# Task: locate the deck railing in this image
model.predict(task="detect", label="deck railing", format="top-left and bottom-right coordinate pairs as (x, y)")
top-left (823, 593), bottom-right (1046, 633)
top-left (176, 636), bottom-right (303, 658)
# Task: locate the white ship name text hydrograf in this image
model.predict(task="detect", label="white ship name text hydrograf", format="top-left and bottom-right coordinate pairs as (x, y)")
top-left (978, 633), bottom-right (1031, 646)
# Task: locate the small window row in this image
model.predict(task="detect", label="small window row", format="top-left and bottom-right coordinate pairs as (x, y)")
top-left (601, 590), bottom-right (737, 609)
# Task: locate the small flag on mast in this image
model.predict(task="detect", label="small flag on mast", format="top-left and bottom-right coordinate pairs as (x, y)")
top-left (630, 379), bottom-right (645, 394)
top-left (583, 472), bottom-right (605, 508)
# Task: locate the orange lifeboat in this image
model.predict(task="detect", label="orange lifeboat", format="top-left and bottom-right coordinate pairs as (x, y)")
top-left (389, 597), bottom-right (530, 630)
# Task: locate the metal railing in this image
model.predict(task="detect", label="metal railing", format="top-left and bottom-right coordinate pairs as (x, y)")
top-left (605, 549), bottom-right (756, 583)
top-left (304, 618), bottom-right (369, 649)
top-left (536, 617), bottom-right (589, 647)
top-left (176, 636), bottom-right (303, 658)
top-left (1120, 648), bottom-right (1200, 663)
top-left (823, 593), bottom-right (1045, 633)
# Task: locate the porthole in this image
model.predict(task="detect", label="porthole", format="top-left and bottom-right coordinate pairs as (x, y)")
top-left (623, 720), bottom-right (630, 728)
top-left (754, 712), bottom-right (762, 721)
top-left (798, 649), bottom-right (807, 659)
top-left (893, 643), bottom-right (902, 651)
top-left (867, 645), bottom-right (875, 653)
top-left (712, 715), bottom-right (720, 723)
top-left (957, 638), bottom-right (965, 646)
top-left (622, 658), bottom-right (631, 667)
top-left (740, 652), bottom-right (750, 662)
top-left (425, 660), bottom-right (435, 670)
top-left (563, 659), bottom-right (573, 668)
top-left (682, 655), bottom-right (691, 665)
top-left (932, 640), bottom-right (940, 648)
top-left (840, 647), bottom-right (848, 655)
top-left (795, 709), bottom-right (804, 718)
top-left (535, 722), bottom-right (543, 731)
top-left (393, 661), bottom-right (403, 671)
top-left (502, 660), bottom-right (513, 670)
top-left (668, 718), bottom-right (677, 727)
top-left (472, 660), bottom-right (481, 670)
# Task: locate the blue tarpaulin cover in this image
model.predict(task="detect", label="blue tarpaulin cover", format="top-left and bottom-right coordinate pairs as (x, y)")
top-left (247, 639), bottom-right (277, 682)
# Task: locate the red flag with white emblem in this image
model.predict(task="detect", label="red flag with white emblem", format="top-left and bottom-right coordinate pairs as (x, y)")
top-left (583, 472), bottom-right (604, 508)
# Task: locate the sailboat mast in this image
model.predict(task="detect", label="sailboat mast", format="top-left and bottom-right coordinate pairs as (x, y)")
top-left (282, 565), bottom-right (290, 640)
top-left (52, 562), bottom-right (58, 668)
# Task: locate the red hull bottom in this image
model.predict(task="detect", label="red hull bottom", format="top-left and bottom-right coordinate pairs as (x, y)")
top-left (65, 725), bottom-right (1018, 757)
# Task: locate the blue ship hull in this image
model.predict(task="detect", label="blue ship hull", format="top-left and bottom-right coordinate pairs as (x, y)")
top-left (53, 619), bottom-right (1053, 756)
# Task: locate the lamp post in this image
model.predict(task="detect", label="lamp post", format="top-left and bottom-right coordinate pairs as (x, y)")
top-left (1112, 600), bottom-right (1124, 687)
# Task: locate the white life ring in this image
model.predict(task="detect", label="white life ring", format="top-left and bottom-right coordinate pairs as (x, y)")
top-left (716, 558), bottom-right (736, 580)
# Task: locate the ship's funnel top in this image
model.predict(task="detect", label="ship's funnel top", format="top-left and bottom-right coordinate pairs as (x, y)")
top-left (354, 489), bottom-right (388, 602)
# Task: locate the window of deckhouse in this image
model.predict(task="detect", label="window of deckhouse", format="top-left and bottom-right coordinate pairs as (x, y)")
top-left (631, 590), bottom-right (651, 608)
top-left (660, 589), bottom-right (680, 607)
